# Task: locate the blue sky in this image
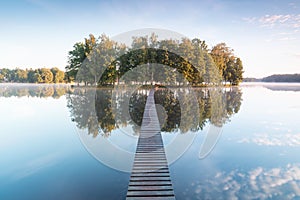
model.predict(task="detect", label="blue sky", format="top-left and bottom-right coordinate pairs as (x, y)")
top-left (0, 0), bottom-right (299, 78)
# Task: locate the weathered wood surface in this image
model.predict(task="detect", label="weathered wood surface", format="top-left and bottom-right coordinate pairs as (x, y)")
top-left (126, 89), bottom-right (175, 200)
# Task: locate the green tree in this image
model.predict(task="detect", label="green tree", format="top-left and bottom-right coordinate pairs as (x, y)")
top-left (7, 69), bottom-right (17, 82)
top-left (158, 39), bottom-right (179, 84)
top-left (66, 34), bottom-right (97, 83)
top-left (222, 56), bottom-right (243, 85)
top-left (203, 53), bottom-right (221, 84)
top-left (191, 38), bottom-right (206, 83)
top-left (27, 69), bottom-right (37, 83)
top-left (233, 58), bottom-right (243, 85)
top-left (87, 34), bottom-right (118, 85)
top-left (65, 43), bottom-right (86, 82)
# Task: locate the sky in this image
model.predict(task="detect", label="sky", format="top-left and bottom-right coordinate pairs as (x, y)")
top-left (0, 0), bottom-right (299, 78)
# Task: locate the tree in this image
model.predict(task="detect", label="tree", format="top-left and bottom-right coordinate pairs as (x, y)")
top-left (0, 69), bottom-right (7, 82)
top-left (27, 69), bottom-right (37, 83)
top-left (222, 56), bottom-right (243, 85)
top-left (0, 74), bottom-right (4, 82)
top-left (40, 68), bottom-right (53, 83)
top-left (203, 53), bottom-right (221, 84)
top-left (16, 69), bottom-right (28, 83)
top-left (7, 69), bottom-right (17, 82)
top-left (232, 57), bottom-right (243, 85)
top-left (88, 34), bottom-right (118, 85)
top-left (66, 34), bottom-right (97, 84)
top-left (51, 67), bottom-right (65, 83)
top-left (0, 68), bottom-right (10, 82)
top-left (210, 43), bottom-right (243, 85)
top-left (178, 38), bottom-right (197, 84)
top-left (65, 43), bottom-right (86, 82)
top-left (35, 69), bottom-right (43, 83)
top-left (210, 43), bottom-right (233, 78)
top-left (158, 39), bottom-right (179, 85)
top-left (128, 36), bottom-right (149, 84)
top-left (191, 38), bottom-right (206, 83)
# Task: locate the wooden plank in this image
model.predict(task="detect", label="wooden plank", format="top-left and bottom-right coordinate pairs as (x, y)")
top-left (126, 197), bottom-right (175, 200)
top-left (131, 173), bottom-right (170, 177)
top-left (130, 177), bottom-right (171, 181)
top-left (129, 182), bottom-right (172, 186)
top-left (128, 185), bottom-right (173, 191)
top-left (133, 160), bottom-right (167, 163)
top-left (131, 169), bottom-right (168, 172)
top-left (133, 163), bottom-right (168, 166)
top-left (131, 170), bottom-right (170, 174)
top-left (127, 190), bottom-right (174, 196)
top-left (132, 166), bottom-right (168, 170)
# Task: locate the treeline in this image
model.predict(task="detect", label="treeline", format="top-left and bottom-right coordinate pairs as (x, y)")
top-left (262, 74), bottom-right (300, 82)
top-left (243, 74), bottom-right (300, 83)
top-left (0, 68), bottom-right (65, 83)
top-left (66, 34), bottom-right (244, 86)
top-left (243, 77), bottom-right (261, 82)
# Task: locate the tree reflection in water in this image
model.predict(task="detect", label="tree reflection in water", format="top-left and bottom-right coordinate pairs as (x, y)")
top-left (0, 84), bottom-right (71, 98)
top-left (67, 87), bottom-right (242, 137)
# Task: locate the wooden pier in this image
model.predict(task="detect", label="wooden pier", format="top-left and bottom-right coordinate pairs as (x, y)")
top-left (126, 89), bottom-right (175, 200)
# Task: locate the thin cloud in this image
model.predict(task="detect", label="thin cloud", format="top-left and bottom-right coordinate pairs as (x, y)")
top-left (259, 15), bottom-right (290, 27)
top-left (243, 14), bottom-right (300, 29)
top-left (242, 17), bottom-right (257, 24)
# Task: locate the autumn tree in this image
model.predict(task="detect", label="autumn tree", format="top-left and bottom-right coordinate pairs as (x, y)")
top-left (210, 43), bottom-right (243, 85)
top-left (39, 68), bottom-right (53, 83)
top-left (51, 67), bottom-right (65, 83)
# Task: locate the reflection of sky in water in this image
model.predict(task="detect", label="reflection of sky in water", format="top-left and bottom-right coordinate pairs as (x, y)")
top-left (186, 164), bottom-right (300, 199)
top-left (170, 84), bottom-right (300, 199)
top-left (0, 93), bottom-right (129, 199)
top-left (1, 84), bottom-right (300, 199)
top-left (107, 125), bottom-right (138, 152)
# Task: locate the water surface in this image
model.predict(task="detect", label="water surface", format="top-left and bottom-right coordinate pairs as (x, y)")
top-left (0, 83), bottom-right (299, 199)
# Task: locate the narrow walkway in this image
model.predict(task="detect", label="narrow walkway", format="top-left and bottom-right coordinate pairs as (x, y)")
top-left (126, 89), bottom-right (175, 200)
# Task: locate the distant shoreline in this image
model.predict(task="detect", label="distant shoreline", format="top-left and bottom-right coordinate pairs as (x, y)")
top-left (243, 73), bottom-right (300, 83)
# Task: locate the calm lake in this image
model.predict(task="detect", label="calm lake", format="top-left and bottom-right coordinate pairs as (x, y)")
top-left (0, 83), bottom-right (300, 200)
